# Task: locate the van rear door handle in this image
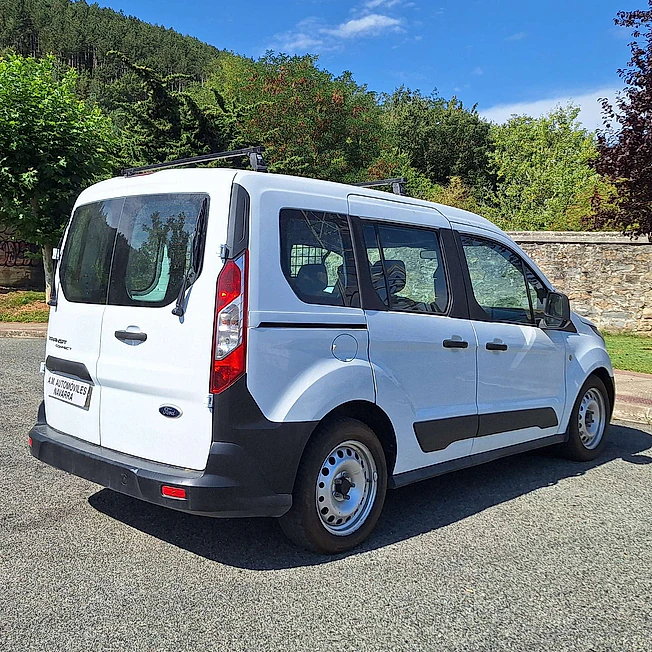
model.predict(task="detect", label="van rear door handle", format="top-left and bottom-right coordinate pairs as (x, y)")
top-left (443, 339), bottom-right (469, 349)
top-left (115, 330), bottom-right (147, 342)
top-left (486, 342), bottom-right (508, 351)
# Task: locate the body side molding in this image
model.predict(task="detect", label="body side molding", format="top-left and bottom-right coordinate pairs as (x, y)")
top-left (392, 433), bottom-right (567, 488)
top-left (414, 407), bottom-right (559, 453)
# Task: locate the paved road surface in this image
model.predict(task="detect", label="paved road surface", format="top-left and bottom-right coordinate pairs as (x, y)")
top-left (1, 338), bottom-right (651, 651)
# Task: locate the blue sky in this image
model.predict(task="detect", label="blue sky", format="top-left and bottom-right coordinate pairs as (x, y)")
top-left (98, 0), bottom-right (632, 129)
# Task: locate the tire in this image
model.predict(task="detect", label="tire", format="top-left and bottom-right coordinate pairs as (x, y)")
top-left (556, 375), bottom-right (611, 462)
top-left (279, 417), bottom-right (388, 554)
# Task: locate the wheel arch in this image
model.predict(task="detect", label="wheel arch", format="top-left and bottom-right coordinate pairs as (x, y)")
top-left (316, 401), bottom-right (398, 476)
top-left (589, 367), bottom-right (615, 419)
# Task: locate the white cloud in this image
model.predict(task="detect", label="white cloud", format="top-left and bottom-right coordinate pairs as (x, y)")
top-left (364, 0), bottom-right (402, 9)
top-left (326, 14), bottom-right (403, 38)
top-left (271, 0), bottom-right (411, 54)
top-left (505, 31), bottom-right (527, 41)
top-left (480, 87), bottom-right (620, 131)
top-left (472, 66), bottom-right (483, 76)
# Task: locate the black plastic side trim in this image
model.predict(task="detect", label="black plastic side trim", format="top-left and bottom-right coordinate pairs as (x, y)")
top-left (392, 433), bottom-right (568, 488)
top-left (257, 322), bottom-right (367, 330)
top-left (212, 375), bottom-right (317, 496)
top-left (45, 356), bottom-right (93, 384)
top-left (478, 407), bottom-right (558, 437)
top-left (348, 215), bottom-right (390, 311)
top-left (413, 407), bottom-right (559, 453)
top-left (226, 183), bottom-right (251, 259)
top-left (438, 228), bottom-right (470, 320)
top-left (414, 415), bottom-right (479, 453)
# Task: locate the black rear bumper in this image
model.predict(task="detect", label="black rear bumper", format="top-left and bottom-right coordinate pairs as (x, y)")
top-left (29, 417), bottom-right (293, 518)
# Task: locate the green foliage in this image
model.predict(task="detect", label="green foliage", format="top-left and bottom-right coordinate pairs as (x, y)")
top-left (0, 53), bottom-right (115, 248)
top-left (193, 53), bottom-right (383, 182)
top-left (112, 54), bottom-right (227, 166)
top-left (381, 88), bottom-right (493, 190)
top-left (486, 105), bottom-right (606, 231)
top-left (0, 290), bottom-right (49, 322)
top-left (0, 0), bottom-right (221, 110)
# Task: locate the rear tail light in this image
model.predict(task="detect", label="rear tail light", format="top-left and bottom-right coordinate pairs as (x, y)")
top-left (210, 252), bottom-right (247, 394)
top-left (28, 436), bottom-right (32, 447)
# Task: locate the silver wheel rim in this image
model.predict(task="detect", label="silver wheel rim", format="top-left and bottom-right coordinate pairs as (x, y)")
top-left (578, 387), bottom-right (607, 450)
top-left (315, 440), bottom-right (378, 536)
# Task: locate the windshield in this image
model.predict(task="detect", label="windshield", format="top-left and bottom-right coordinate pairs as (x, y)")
top-left (59, 193), bottom-right (209, 307)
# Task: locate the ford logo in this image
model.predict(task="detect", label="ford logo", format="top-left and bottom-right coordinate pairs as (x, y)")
top-left (159, 405), bottom-right (182, 419)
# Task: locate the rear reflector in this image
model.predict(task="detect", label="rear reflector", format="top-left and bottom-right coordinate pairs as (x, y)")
top-left (28, 436), bottom-right (32, 447)
top-left (161, 485), bottom-right (187, 499)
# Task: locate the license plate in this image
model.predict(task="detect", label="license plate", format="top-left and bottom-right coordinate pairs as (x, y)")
top-left (46, 372), bottom-right (93, 409)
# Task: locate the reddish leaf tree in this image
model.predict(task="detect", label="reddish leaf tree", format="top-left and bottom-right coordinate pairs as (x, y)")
top-left (593, 3), bottom-right (652, 239)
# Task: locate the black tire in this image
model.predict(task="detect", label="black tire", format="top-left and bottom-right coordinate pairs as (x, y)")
top-left (279, 417), bottom-right (387, 554)
top-left (555, 375), bottom-right (611, 462)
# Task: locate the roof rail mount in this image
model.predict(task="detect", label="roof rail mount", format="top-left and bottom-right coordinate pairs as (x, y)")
top-left (122, 146), bottom-right (268, 178)
top-left (352, 177), bottom-right (407, 196)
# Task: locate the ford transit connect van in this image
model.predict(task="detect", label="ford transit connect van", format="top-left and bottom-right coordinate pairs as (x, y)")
top-left (29, 150), bottom-right (614, 554)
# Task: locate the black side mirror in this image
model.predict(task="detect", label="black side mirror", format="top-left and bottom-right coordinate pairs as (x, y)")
top-left (542, 291), bottom-right (571, 328)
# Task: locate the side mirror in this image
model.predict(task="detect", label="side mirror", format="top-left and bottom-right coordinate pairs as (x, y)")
top-left (542, 291), bottom-right (571, 328)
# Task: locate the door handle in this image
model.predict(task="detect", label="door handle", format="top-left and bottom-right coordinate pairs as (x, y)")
top-left (443, 339), bottom-right (469, 349)
top-left (115, 330), bottom-right (147, 342)
top-left (486, 342), bottom-right (508, 351)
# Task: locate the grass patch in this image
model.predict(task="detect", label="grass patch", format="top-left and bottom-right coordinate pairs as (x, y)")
top-left (604, 333), bottom-right (652, 375)
top-left (0, 291), bottom-right (49, 323)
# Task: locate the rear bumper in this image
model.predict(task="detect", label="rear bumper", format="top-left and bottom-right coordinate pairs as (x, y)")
top-left (29, 415), bottom-right (292, 518)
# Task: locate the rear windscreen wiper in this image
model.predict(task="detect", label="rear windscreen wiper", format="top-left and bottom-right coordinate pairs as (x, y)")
top-left (172, 197), bottom-right (208, 317)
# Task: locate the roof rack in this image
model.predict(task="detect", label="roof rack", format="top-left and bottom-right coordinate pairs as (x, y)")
top-left (122, 146), bottom-right (268, 178)
top-left (352, 177), bottom-right (407, 196)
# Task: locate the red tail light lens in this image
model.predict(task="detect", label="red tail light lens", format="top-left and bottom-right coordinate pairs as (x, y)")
top-left (210, 253), bottom-right (247, 394)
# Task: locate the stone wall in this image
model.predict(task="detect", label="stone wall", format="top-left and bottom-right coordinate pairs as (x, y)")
top-left (510, 232), bottom-right (652, 333)
top-left (0, 225), bottom-right (45, 290)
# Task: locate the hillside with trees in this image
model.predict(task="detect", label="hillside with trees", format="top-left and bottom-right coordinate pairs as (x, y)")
top-left (2, 0), bottom-right (649, 288)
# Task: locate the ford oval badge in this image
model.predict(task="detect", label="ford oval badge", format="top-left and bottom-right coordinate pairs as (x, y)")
top-left (159, 405), bottom-right (182, 419)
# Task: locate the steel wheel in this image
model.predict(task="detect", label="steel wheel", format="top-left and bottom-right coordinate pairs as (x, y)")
top-left (315, 440), bottom-right (378, 536)
top-left (577, 387), bottom-right (607, 450)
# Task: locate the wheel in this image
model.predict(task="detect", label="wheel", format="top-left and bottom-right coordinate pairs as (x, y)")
top-left (279, 417), bottom-right (387, 554)
top-left (556, 375), bottom-right (611, 461)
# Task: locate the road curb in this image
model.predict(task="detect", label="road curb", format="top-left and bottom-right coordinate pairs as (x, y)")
top-left (0, 324), bottom-right (47, 338)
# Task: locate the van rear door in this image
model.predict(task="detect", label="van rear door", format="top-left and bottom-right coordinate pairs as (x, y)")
top-left (96, 184), bottom-right (231, 471)
top-left (45, 198), bottom-right (124, 445)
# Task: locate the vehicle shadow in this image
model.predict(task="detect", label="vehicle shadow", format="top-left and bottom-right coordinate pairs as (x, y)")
top-left (88, 423), bottom-right (652, 570)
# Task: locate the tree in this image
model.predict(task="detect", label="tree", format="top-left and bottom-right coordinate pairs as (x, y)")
top-left (487, 105), bottom-right (605, 230)
top-left (194, 52), bottom-right (382, 182)
top-left (111, 53), bottom-right (227, 167)
top-left (592, 3), bottom-right (652, 239)
top-left (0, 53), bottom-right (115, 295)
top-left (380, 87), bottom-right (494, 191)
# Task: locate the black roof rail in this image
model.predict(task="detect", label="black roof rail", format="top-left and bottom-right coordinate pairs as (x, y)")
top-left (352, 177), bottom-right (407, 196)
top-left (122, 146), bottom-right (268, 178)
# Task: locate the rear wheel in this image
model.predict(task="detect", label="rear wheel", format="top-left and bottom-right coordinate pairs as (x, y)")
top-left (556, 375), bottom-right (610, 461)
top-left (279, 418), bottom-right (387, 554)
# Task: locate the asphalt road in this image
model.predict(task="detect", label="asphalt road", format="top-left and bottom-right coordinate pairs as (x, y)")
top-left (1, 338), bottom-right (651, 651)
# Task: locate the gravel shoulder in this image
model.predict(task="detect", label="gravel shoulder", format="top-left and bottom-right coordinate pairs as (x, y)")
top-left (1, 338), bottom-right (651, 651)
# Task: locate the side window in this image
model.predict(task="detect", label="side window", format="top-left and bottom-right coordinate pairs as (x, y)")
top-left (460, 235), bottom-right (533, 324)
top-left (280, 209), bottom-right (359, 307)
top-left (363, 223), bottom-right (449, 314)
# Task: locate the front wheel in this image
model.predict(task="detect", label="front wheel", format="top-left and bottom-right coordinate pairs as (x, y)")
top-left (556, 375), bottom-right (611, 461)
top-left (279, 418), bottom-right (387, 554)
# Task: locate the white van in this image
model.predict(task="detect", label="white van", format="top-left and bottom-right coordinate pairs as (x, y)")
top-left (29, 149), bottom-right (614, 554)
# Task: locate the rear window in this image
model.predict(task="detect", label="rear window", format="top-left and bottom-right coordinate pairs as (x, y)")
top-left (60, 193), bottom-right (208, 307)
